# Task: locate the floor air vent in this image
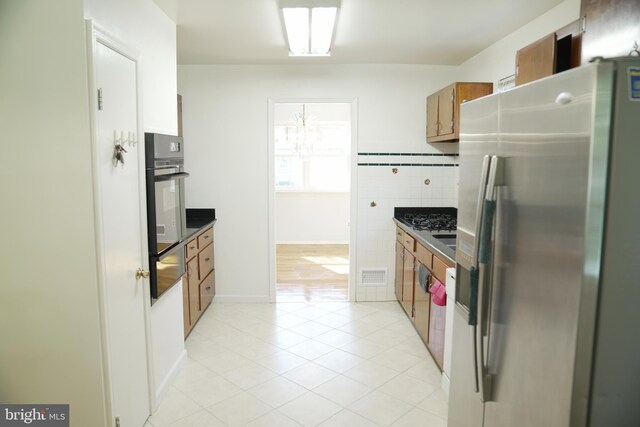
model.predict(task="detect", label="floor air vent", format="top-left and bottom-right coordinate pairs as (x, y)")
top-left (359, 269), bottom-right (387, 286)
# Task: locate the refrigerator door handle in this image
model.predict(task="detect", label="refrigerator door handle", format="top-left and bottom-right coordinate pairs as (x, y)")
top-left (476, 155), bottom-right (503, 402)
top-left (468, 155), bottom-right (492, 395)
top-left (472, 155), bottom-right (492, 268)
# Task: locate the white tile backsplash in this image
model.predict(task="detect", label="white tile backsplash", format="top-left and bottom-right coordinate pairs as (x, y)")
top-left (355, 159), bottom-right (458, 302)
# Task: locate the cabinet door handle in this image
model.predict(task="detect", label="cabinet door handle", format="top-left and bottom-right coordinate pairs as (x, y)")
top-left (206, 286), bottom-right (212, 291)
top-left (204, 235), bottom-right (210, 239)
top-left (205, 257), bottom-right (211, 262)
top-left (189, 245), bottom-right (196, 250)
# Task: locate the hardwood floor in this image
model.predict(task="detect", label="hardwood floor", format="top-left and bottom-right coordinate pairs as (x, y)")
top-left (276, 244), bottom-right (349, 302)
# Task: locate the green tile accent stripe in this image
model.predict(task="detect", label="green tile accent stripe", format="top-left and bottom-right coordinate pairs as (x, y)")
top-left (357, 163), bottom-right (459, 167)
top-left (356, 152), bottom-right (458, 166)
top-left (357, 152), bottom-right (458, 156)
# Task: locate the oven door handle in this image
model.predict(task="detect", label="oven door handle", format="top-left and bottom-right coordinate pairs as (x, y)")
top-left (154, 172), bottom-right (190, 182)
top-left (155, 241), bottom-right (185, 260)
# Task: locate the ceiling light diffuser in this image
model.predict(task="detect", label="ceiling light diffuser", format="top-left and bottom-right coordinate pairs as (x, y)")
top-left (280, 0), bottom-right (339, 57)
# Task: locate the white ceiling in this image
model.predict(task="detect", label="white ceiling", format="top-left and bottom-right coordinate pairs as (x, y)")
top-left (153, 0), bottom-right (565, 65)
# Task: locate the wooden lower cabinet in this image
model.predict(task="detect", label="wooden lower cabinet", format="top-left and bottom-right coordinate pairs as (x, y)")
top-left (187, 258), bottom-right (201, 325)
top-left (395, 241), bottom-right (404, 301)
top-left (394, 225), bottom-right (451, 370)
top-left (183, 226), bottom-right (215, 337)
top-left (401, 249), bottom-right (415, 317)
top-left (200, 270), bottom-right (215, 309)
top-left (413, 262), bottom-right (431, 341)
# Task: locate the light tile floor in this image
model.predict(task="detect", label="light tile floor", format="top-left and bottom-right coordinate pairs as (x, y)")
top-left (145, 301), bottom-right (448, 427)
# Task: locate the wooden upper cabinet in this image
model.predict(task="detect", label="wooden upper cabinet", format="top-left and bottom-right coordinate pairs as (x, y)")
top-left (516, 33), bottom-right (557, 86)
top-left (515, 19), bottom-right (583, 87)
top-left (426, 82), bottom-right (493, 143)
top-left (580, 0), bottom-right (640, 64)
top-left (426, 94), bottom-right (439, 139)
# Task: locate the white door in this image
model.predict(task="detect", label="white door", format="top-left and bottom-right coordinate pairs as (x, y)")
top-left (94, 40), bottom-right (150, 426)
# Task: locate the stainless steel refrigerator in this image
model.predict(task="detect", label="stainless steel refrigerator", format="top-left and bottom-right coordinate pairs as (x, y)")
top-left (449, 57), bottom-right (640, 427)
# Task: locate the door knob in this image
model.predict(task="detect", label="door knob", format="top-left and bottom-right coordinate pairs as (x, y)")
top-left (136, 268), bottom-right (150, 280)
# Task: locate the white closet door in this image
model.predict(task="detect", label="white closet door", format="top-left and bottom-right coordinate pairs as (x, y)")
top-left (94, 39), bottom-right (150, 427)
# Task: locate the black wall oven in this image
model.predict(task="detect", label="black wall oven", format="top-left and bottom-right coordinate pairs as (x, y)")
top-left (145, 133), bottom-right (189, 301)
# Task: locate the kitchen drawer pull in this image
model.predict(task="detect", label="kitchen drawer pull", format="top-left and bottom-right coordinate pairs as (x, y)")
top-left (189, 245), bottom-right (196, 250)
top-left (206, 286), bottom-right (211, 290)
top-left (204, 235), bottom-right (210, 239)
top-left (205, 257), bottom-right (211, 262)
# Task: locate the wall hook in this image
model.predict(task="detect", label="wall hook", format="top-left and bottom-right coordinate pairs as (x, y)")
top-left (128, 131), bottom-right (138, 146)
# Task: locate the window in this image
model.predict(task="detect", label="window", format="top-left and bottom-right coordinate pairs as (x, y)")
top-left (275, 106), bottom-right (350, 191)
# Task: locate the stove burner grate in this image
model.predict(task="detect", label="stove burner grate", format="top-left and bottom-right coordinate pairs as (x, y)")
top-left (403, 213), bottom-right (457, 232)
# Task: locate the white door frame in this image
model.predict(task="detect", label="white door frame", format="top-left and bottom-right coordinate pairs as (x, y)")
top-left (267, 98), bottom-right (358, 303)
top-left (85, 20), bottom-right (154, 421)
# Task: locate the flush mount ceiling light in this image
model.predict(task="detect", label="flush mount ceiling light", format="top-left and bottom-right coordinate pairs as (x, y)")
top-left (279, 0), bottom-right (340, 57)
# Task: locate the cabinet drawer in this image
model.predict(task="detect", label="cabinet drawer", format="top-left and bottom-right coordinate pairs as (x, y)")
top-left (200, 270), bottom-right (215, 310)
top-left (432, 255), bottom-right (448, 283)
top-left (197, 227), bottom-right (213, 249)
top-left (398, 229), bottom-right (415, 252)
top-left (198, 243), bottom-right (214, 280)
top-left (185, 238), bottom-right (198, 261)
top-left (415, 243), bottom-right (433, 269)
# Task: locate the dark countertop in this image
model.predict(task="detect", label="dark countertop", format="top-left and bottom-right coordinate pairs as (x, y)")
top-left (394, 219), bottom-right (456, 266)
top-left (155, 208), bottom-right (216, 259)
top-left (184, 208), bottom-right (216, 242)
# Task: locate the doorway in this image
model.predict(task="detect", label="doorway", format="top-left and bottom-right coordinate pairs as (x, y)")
top-left (268, 101), bottom-right (355, 302)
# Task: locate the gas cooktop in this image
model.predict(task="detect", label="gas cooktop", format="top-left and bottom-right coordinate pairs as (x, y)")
top-left (402, 213), bottom-right (456, 233)
top-left (394, 207), bottom-right (457, 236)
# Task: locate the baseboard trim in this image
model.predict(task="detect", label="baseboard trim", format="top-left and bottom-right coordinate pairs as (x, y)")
top-left (153, 349), bottom-right (188, 411)
top-left (441, 372), bottom-right (450, 397)
top-left (276, 241), bottom-right (349, 245)
top-left (213, 295), bottom-right (271, 303)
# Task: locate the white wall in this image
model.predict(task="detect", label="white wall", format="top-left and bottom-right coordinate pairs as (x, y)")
top-left (0, 1), bottom-right (108, 425)
top-left (275, 192), bottom-right (350, 243)
top-left (178, 64), bottom-right (461, 301)
top-left (84, 0), bottom-right (178, 135)
top-left (83, 0), bottom-right (183, 405)
top-left (149, 282), bottom-right (187, 409)
top-left (177, 0), bottom-right (582, 303)
top-left (0, 1), bottom-right (178, 424)
top-left (457, 0), bottom-right (581, 87)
